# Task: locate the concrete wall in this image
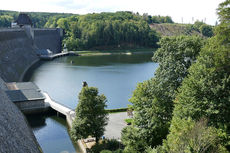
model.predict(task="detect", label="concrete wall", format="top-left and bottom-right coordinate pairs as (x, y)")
top-left (34, 28), bottom-right (63, 54)
top-left (15, 99), bottom-right (46, 113)
top-left (0, 88), bottom-right (41, 153)
top-left (0, 28), bottom-right (62, 82)
top-left (0, 27), bottom-right (62, 152)
top-left (0, 28), bottom-right (39, 82)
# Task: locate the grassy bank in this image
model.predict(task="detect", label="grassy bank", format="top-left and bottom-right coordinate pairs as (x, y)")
top-left (72, 48), bottom-right (155, 56)
top-left (105, 108), bottom-right (127, 113)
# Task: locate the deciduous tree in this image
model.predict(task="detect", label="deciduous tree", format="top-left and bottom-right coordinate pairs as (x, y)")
top-left (71, 86), bottom-right (108, 143)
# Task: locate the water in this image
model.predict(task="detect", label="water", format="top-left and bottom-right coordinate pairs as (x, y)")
top-left (26, 53), bottom-right (158, 153)
top-left (28, 54), bottom-right (158, 109)
top-left (26, 114), bottom-right (80, 153)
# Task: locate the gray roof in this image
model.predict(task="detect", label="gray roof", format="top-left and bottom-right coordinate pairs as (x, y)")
top-left (5, 89), bottom-right (45, 102)
top-left (6, 82), bottom-right (40, 91)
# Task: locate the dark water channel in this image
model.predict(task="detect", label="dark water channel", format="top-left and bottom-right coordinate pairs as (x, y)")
top-left (26, 53), bottom-right (158, 153)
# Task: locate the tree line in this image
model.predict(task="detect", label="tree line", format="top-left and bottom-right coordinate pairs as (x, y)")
top-left (0, 11), bottom-right (176, 50)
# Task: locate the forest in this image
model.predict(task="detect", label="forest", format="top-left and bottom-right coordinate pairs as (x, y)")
top-left (0, 10), bottom-right (175, 50)
top-left (0, 10), bottom-right (214, 51)
top-left (119, 0), bottom-right (230, 153)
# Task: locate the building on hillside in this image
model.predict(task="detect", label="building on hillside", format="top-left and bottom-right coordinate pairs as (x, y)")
top-left (11, 13), bottom-right (33, 28)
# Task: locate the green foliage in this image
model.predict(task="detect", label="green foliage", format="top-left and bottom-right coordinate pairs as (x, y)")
top-left (200, 24), bottom-right (214, 37)
top-left (0, 10), bottom-right (73, 28)
top-left (143, 13), bottom-right (174, 24)
top-left (153, 36), bottom-right (204, 100)
top-left (163, 1), bottom-right (230, 150)
top-left (184, 21), bottom-right (214, 37)
top-left (0, 15), bottom-right (13, 27)
top-left (124, 118), bottom-right (133, 125)
top-left (215, 0), bottom-right (230, 45)
top-left (60, 12), bottom-right (160, 50)
top-left (90, 139), bottom-right (123, 153)
top-left (162, 118), bottom-right (226, 153)
top-left (105, 108), bottom-right (127, 113)
top-left (122, 125), bottom-right (149, 152)
top-left (121, 35), bottom-right (204, 152)
top-left (170, 37), bottom-right (230, 146)
top-left (71, 86), bottom-right (108, 143)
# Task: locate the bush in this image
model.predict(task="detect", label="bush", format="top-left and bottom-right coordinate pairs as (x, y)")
top-left (90, 139), bottom-right (124, 153)
top-left (124, 119), bottom-right (133, 125)
top-left (162, 118), bottom-right (227, 153)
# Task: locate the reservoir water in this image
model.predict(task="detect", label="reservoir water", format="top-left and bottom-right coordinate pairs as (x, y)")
top-left (26, 53), bottom-right (158, 153)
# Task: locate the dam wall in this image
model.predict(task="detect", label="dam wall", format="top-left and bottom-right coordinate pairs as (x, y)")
top-left (0, 78), bottom-right (41, 153)
top-left (0, 28), bottom-right (63, 82)
top-left (0, 28), bottom-right (39, 82)
top-left (0, 27), bottom-right (63, 152)
top-left (34, 28), bottom-right (63, 54)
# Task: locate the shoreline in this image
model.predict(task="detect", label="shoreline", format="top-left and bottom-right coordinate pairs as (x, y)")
top-left (72, 48), bottom-right (156, 56)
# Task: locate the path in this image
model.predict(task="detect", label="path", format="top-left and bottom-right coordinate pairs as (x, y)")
top-left (104, 112), bottom-right (128, 140)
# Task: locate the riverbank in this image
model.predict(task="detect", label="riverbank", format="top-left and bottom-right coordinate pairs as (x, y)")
top-left (75, 48), bottom-right (155, 56)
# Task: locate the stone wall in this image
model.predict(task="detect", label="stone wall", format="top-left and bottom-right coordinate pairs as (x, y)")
top-left (0, 88), bottom-right (41, 153)
top-left (0, 28), bottom-right (62, 82)
top-left (34, 28), bottom-right (63, 54)
top-left (0, 27), bottom-right (63, 152)
top-left (0, 28), bottom-right (39, 82)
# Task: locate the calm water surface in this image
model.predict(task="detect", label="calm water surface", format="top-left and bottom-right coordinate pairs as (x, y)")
top-left (27, 53), bottom-right (158, 153)
top-left (29, 54), bottom-right (158, 109)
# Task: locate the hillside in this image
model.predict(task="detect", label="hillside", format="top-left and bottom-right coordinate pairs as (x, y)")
top-left (150, 23), bottom-right (202, 36)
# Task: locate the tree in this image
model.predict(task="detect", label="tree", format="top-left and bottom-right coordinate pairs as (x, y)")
top-left (161, 118), bottom-right (226, 153)
top-left (70, 86), bottom-right (108, 143)
top-left (162, 0), bottom-right (230, 150)
top-left (200, 24), bottom-right (213, 37)
top-left (121, 36), bottom-right (204, 152)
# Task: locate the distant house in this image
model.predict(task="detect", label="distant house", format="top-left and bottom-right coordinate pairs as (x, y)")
top-left (11, 13), bottom-right (33, 28)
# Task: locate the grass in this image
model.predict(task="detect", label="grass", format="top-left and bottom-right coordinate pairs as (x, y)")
top-left (124, 118), bottom-right (133, 125)
top-left (105, 108), bottom-right (127, 113)
top-left (71, 48), bottom-right (155, 56)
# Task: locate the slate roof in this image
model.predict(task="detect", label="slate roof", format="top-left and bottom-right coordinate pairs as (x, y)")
top-left (5, 89), bottom-right (45, 102)
top-left (6, 82), bottom-right (40, 91)
top-left (15, 13), bottom-right (32, 26)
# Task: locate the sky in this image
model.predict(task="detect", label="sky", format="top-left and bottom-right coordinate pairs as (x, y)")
top-left (0, 0), bottom-right (225, 25)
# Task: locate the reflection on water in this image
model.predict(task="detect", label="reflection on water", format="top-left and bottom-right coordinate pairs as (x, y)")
top-left (26, 114), bottom-right (81, 153)
top-left (25, 53), bottom-right (158, 153)
top-left (27, 53), bottom-right (158, 109)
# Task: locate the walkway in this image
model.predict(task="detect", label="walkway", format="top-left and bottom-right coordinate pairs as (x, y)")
top-left (104, 112), bottom-right (128, 140)
top-left (42, 92), bottom-right (76, 126)
top-left (40, 51), bottom-right (78, 60)
top-left (43, 92), bottom-right (128, 139)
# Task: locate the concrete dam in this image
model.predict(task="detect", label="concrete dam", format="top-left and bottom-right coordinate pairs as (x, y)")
top-left (0, 27), bottom-right (63, 153)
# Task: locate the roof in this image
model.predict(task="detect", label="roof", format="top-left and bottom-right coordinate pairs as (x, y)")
top-left (15, 13), bottom-right (32, 26)
top-left (6, 82), bottom-right (40, 91)
top-left (5, 89), bottom-right (45, 102)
